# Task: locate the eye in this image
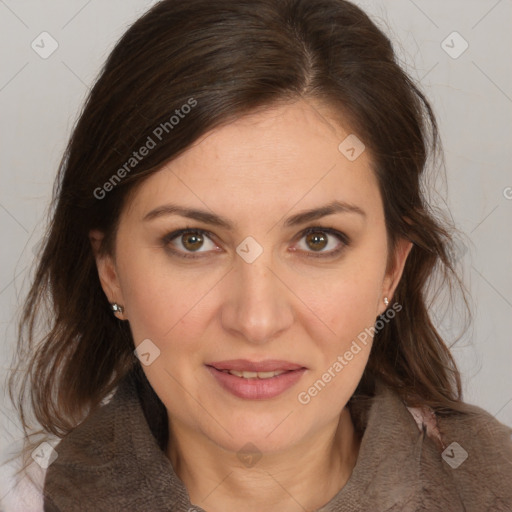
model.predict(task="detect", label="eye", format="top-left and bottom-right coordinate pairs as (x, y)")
top-left (294, 227), bottom-right (349, 258)
top-left (162, 228), bottom-right (219, 259)
top-left (161, 226), bottom-right (349, 260)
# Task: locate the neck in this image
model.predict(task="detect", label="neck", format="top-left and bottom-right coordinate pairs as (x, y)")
top-left (166, 407), bottom-right (361, 512)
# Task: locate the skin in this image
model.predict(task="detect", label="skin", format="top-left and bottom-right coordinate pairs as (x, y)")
top-left (90, 99), bottom-right (412, 512)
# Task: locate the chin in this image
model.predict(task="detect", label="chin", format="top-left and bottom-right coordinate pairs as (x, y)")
top-left (201, 413), bottom-right (307, 454)
top-left (219, 432), bottom-right (300, 456)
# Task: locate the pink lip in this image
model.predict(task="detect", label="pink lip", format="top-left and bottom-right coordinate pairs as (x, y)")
top-left (206, 363), bottom-right (307, 400)
top-left (208, 359), bottom-right (304, 372)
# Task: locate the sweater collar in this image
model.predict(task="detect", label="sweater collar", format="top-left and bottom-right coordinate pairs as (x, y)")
top-left (44, 371), bottom-right (440, 511)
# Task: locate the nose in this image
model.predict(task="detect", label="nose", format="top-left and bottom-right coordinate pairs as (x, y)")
top-left (220, 255), bottom-right (294, 345)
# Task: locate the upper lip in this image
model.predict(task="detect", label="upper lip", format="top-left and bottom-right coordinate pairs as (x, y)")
top-left (207, 359), bottom-right (305, 372)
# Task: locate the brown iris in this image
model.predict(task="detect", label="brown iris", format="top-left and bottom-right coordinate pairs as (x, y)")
top-left (305, 231), bottom-right (328, 251)
top-left (182, 232), bottom-right (204, 251)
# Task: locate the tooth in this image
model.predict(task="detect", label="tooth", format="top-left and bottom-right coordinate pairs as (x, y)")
top-left (256, 371), bottom-right (277, 379)
top-left (226, 370), bottom-right (288, 379)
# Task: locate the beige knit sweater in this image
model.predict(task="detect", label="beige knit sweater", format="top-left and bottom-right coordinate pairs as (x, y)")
top-left (43, 371), bottom-right (512, 511)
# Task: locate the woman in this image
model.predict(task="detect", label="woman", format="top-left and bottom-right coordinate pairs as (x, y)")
top-left (9, 0), bottom-right (512, 510)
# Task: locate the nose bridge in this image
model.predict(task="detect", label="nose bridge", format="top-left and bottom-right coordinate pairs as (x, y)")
top-left (221, 248), bottom-right (293, 344)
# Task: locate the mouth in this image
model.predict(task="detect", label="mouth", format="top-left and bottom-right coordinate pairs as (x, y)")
top-left (207, 359), bottom-right (305, 373)
top-left (213, 368), bottom-right (291, 379)
top-left (205, 359), bottom-right (307, 400)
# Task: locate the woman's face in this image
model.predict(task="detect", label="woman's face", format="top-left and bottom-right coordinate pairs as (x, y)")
top-left (92, 99), bottom-right (410, 455)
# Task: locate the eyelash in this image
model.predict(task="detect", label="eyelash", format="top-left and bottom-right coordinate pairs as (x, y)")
top-left (161, 226), bottom-right (350, 260)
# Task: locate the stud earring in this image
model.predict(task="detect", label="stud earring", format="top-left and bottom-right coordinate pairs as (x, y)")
top-left (111, 302), bottom-right (124, 314)
top-left (383, 297), bottom-right (389, 306)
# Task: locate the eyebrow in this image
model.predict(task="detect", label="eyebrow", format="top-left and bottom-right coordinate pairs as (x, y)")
top-left (142, 199), bottom-right (366, 229)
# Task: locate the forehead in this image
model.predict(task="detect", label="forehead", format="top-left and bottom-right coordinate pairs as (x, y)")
top-left (125, 99), bottom-right (382, 225)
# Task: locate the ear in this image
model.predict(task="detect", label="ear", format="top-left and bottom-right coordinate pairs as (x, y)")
top-left (89, 229), bottom-right (126, 317)
top-left (380, 237), bottom-right (413, 314)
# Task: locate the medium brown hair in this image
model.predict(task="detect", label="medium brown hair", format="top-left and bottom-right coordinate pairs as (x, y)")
top-left (10, 0), bottom-right (474, 454)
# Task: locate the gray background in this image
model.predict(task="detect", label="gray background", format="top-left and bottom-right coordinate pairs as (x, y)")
top-left (1, 0), bottom-right (511, 508)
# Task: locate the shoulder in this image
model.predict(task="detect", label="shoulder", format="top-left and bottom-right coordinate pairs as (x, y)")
top-left (46, 393), bottom-right (122, 469)
top-left (438, 402), bottom-right (512, 476)
top-left (410, 399), bottom-right (512, 511)
top-left (42, 377), bottom-right (138, 509)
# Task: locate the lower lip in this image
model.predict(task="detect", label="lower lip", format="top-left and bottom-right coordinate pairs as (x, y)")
top-left (206, 366), bottom-right (307, 400)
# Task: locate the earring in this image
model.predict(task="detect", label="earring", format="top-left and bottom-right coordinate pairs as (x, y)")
top-left (111, 302), bottom-right (124, 314)
top-left (383, 297), bottom-right (389, 306)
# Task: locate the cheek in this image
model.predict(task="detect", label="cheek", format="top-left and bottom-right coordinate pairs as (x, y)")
top-left (293, 258), bottom-right (386, 343)
top-left (292, 274), bottom-right (380, 415)
top-left (118, 245), bottom-right (222, 350)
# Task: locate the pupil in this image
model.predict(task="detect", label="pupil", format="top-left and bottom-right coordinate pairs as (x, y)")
top-left (183, 232), bottom-right (203, 251)
top-left (306, 232), bottom-right (327, 251)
